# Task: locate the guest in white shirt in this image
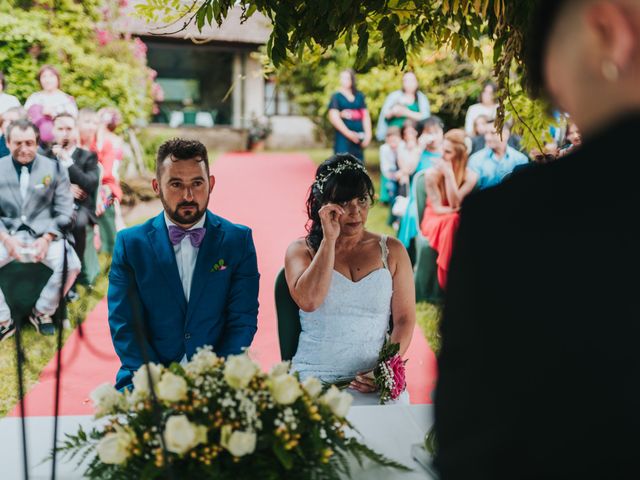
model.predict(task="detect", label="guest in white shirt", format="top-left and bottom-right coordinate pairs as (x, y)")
top-left (0, 72), bottom-right (21, 116)
top-left (464, 81), bottom-right (498, 136)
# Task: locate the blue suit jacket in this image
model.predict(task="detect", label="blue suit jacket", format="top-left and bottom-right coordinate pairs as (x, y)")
top-left (108, 211), bottom-right (259, 390)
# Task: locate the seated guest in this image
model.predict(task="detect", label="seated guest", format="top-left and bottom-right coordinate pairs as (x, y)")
top-left (97, 107), bottom-right (125, 163)
top-left (464, 81), bottom-right (498, 135)
top-left (420, 129), bottom-right (477, 288)
top-left (47, 113), bottom-right (100, 287)
top-left (417, 115), bottom-right (445, 171)
top-left (25, 65), bottom-right (78, 148)
top-left (78, 108), bottom-right (122, 254)
top-left (108, 139), bottom-right (259, 390)
top-left (96, 107), bottom-right (125, 202)
top-left (558, 121), bottom-right (582, 157)
top-left (467, 120), bottom-right (528, 190)
top-left (0, 107), bottom-right (26, 158)
top-left (471, 117), bottom-right (523, 155)
top-left (0, 120), bottom-right (80, 340)
top-left (470, 114), bottom-right (490, 154)
top-left (396, 120), bottom-right (422, 196)
top-left (396, 117), bottom-right (445, 249)
top-left (472, 114), bottom-right (490, 137)
top-left (379, 126), bottom-right (402, 205)
top-left (0, 72), bottom-right (21, 116)
top-left (286, 154), bottom-right (415, 405)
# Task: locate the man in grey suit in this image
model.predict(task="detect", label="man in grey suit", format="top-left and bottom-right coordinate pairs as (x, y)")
top-left (0, 119), bottom-right (81, 340)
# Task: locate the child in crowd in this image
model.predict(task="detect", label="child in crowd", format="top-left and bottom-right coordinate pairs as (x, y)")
top-left (396, 120), bottom-right (422, 196)
top-left (379, 126), bottom-right (402, 203)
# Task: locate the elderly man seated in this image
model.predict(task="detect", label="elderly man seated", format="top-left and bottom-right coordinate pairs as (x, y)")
top-left (467, 119), bottom-right (529, 190)
top-left (0, 119), bottom-right (80, 340)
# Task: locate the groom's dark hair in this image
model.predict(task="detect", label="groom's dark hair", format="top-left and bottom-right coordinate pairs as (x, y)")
top-left (156, 138), bottom-right (209, 178)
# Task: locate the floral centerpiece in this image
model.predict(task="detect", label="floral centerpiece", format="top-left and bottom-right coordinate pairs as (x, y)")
top-left (58, 347), bottom-right (408, 479)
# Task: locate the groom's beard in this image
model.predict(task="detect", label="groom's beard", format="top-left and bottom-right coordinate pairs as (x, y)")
top-left (160, 191), bottom-right (208, 226)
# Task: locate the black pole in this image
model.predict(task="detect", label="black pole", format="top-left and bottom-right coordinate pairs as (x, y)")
top-left (14, 315), bottom-right (29, 480)
top-left (50, 236), bottom-right (69, 480)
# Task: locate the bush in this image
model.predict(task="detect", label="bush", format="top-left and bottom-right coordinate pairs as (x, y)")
top-left (0, 1), bottom-right (152, 128)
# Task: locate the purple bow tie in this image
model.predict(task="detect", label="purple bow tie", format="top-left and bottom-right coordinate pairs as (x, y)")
top-left (168, 225), bottom-right (206, 247)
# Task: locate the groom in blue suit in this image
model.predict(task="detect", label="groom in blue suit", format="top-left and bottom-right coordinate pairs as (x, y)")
top-left (108, 138), bottom-right (259, 390)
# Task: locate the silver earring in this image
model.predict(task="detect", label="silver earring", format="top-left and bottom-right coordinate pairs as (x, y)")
top-left (601, 59), bottom-right (619, 82)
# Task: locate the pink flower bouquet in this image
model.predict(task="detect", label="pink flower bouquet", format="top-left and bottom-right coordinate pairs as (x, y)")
top-left (374, 341), bottom-right (407, 404)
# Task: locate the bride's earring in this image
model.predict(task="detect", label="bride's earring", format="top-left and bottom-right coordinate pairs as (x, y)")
top-left (601, 59), bottom-right (619, 82)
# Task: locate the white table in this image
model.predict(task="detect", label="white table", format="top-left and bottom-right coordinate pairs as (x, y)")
top-left (0, 405), bottom-right (435, 479)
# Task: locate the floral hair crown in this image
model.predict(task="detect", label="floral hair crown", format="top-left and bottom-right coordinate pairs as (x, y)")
top-left (313, 161), bottom-right (367, 195)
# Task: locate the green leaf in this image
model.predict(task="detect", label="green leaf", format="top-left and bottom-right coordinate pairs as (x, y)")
top-left (273, 441), bottom-right (294, 470)
top-left (206, 4), bottom-right (213, 25)
top-left (354, 25), bottom-right (369, 70)
top-left (196, 9), bottom-right (205, 31)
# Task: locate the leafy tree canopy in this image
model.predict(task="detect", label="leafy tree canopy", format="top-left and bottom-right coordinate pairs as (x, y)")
top-left (137, 1), bottom-right (541, 118)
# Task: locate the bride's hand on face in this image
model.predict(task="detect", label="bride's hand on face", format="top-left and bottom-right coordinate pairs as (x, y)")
top-left (319, 203), bottom-right (344, 243)
top-left (349, 371), bottom-right (376, 393)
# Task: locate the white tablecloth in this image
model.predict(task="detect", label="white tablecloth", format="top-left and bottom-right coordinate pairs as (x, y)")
top-left (0, 405), bottom-right (435, 479)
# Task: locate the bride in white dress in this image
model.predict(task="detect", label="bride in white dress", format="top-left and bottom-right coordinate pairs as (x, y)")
top-left (285, 154), bottom-right (416, 405)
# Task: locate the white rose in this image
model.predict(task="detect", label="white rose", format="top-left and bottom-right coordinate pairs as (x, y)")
top-left (321, 385), bottom-right (353, 418)
top-left (97, 430), bottom-right (133, 465)
top-left (132, 363), bottom-right (163, 395)
top-left (163, 415), bottom-right (208, 455)
top-left (269, 361), bottom-right (290, 378)
top-left (185, 347), bottom-right (219, 377)
top-left (302, 377), bottom-right (323, 399)
top-left (224, 354), bottom-right (259, 389)
top-left (220, 425), bottom-right (257, 457)
top-left (90, 383), bottom-right (125, 417)
top-left (157, 372), bottom-right (188, 403)
top-left (269, 374), bottom-right (302, 405)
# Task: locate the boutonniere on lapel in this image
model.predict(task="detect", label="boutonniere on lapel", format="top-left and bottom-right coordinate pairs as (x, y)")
top-left (41, 175), bottom-right (52, 187)
top-left (210, 259), bottom-right (227, 272)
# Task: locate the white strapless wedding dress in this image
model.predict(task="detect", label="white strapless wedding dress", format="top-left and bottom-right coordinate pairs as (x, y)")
top-left (291, 236), bottom-right (410, 406)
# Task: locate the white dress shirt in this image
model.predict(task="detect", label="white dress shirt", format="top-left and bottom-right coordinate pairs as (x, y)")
top-left (164, 213), bottom-right (205, 302)
top-left (58, 146), bottom-right (77, 168)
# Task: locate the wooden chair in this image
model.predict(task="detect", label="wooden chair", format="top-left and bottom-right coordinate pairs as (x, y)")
top-left (274, 268), bottom-right (301, 361)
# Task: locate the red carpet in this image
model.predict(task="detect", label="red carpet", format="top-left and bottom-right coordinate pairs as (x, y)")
top-left (11, 153), bottom-right (436, 417)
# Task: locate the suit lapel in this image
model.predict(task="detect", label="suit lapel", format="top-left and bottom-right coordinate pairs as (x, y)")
top-left (148, 213), bottom-right (187, 315)
top-left (187, 211), bottom-right (225, 319)
top-left (0, 156), bottom-right (22, 206)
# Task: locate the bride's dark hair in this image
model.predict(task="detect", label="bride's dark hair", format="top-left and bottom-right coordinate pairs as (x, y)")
top-left (305, 154), bottom-right (375, 251)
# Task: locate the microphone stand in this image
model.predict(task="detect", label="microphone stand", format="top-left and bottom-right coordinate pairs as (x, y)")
top-left (14, 311), bottom-right (29, 480)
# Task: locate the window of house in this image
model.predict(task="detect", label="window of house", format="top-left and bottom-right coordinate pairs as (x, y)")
top-left (264, 77), bottom-right (294, 116)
